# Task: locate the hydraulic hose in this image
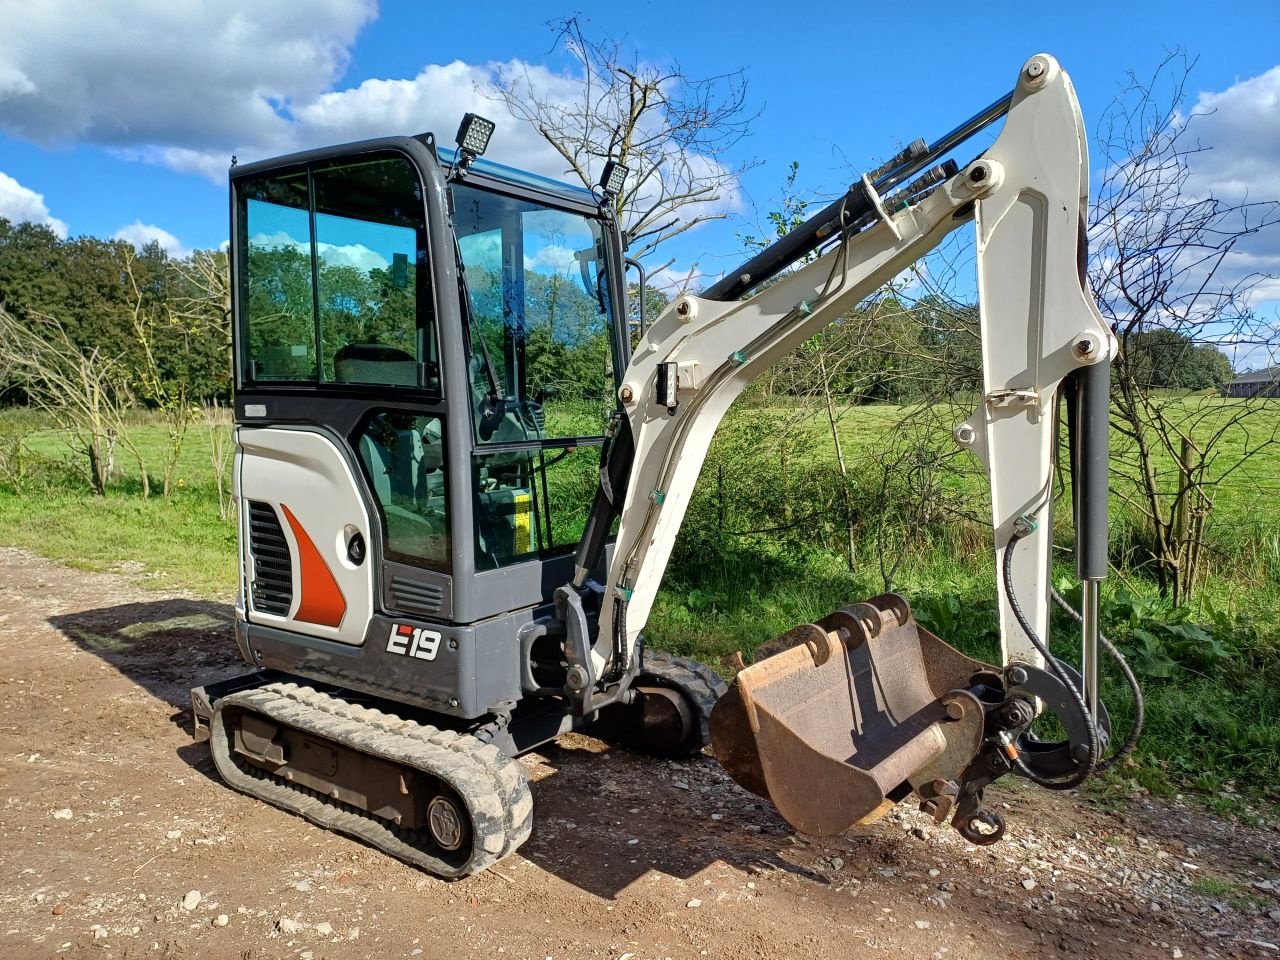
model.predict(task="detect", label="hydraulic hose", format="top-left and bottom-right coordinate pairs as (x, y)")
top-left (1001, 525), bottom-right (1098, 790)
top-left (1050, 587), bottom-right (1145, 772)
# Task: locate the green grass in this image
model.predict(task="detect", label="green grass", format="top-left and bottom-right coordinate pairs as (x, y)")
top-left (0, 487), bottom-right (237, 596)
top-left (0, 411), bottom-right (238, 596)
top-left (1190, 875), bottom-right (1271, 912)
top-left (2, 401), bottom-right (1279, 808)
top-left (723, 395), bottom-right (1280, 620)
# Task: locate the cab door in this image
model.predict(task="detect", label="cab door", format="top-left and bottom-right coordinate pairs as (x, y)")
top-left (238, 425), bottom-right (375, 646)
top-left (231, 149), bottom-right (448, 645)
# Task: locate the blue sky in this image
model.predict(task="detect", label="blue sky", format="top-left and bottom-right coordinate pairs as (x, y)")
top-left (1, 0), bottom-right (1278, 348)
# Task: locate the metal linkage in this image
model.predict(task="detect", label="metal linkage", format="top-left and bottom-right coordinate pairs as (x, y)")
top-left (703, 91), bottom-right (1014, 303)
top-left (846, 160), bottom-right (960, 235)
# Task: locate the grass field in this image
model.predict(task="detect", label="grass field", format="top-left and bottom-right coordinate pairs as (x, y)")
top-left (0, 410), bottom-right (237, 595)
top-left (1, 399), bottom-right (1277, 810)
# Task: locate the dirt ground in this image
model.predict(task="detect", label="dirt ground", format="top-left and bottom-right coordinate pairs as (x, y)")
top-left (1, 546), bottom-right (1278, 960)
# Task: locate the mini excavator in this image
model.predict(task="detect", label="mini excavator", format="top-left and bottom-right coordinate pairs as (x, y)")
top-left (192, 54), bottom-right (1140, 877)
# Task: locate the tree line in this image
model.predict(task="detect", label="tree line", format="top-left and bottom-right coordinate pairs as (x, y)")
top-left (0, 219), bottom-right (230, 496)
top-left (0, 219), bottom-right (231, 404)
top-left (0, 214), bottom-right (1236, 416)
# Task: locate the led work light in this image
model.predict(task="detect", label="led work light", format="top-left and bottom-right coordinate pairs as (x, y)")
top-left (599, 159), bottom-right (629, 197)
top-left (455, 113), bottom-right (495, 159)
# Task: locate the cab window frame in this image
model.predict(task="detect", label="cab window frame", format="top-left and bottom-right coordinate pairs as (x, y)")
top-left (448, 174), bottom-right (627, 570)
top-left (234, 149), bottom-right (443, 398)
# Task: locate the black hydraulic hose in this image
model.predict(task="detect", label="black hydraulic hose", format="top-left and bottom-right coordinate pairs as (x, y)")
top-left (704, 91), bottom-right (1014, 302)
top-left (1001, 526), bottom-right (1098, 790)
top-left (605, 595), bottom-right (627, 685)
top-left (1050, 587), bottom-right (1145, 772)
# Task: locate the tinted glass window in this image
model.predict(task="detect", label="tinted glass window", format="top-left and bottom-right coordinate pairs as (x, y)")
top-left (238, 154), bottom-right (439, 391)
top-left (473, 444), bottom-right (603, 570)
top-left (451, 182), bottom-right (622, 568)
top-left (355, 411), bottom-right (449, 570)
top-left (451, 183), bottom-right (615, 444)
top-left (242, 176), bottom-right (315, 381)
top-left (313, 160), bottom-right (431, 386)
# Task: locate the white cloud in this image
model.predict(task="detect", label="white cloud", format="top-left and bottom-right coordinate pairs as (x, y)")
top-left (0, 62), bottom-right (34, 99)
top-left (317, 241), bottom-right (387, 273)
top-left (250, 230), bottom-right (307, 253)
top-left (1222, 340), bottom-right (1279, 372)
top-left (292, 60), bottom-right (575, 178)
top-left (130, 59), bottom-right (576, 184)
top-left (1089, 65), bottom-right (1280, 358)
top-left (525, 243), bottom-right (581, 276)
top-left (1183, 67), bottom-right (1280, 203)
top-left (113, 221), bottom-right (188, 258)
top-left (249, 231), bottom-right (388, 272)
top-left (0, 0), bottom-right (376, 154)
top-left (1180, 67), bottom-right (1280, 310)
top-left (0, 1), bottom-right (743, 255)
top-left (0, 171), bottom-right (67, 237)
top-left (0, 2), bottom-right (569, 183)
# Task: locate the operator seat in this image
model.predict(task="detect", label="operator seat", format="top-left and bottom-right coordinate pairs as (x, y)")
top-left (333, 343), bottom-right (418, 386)
top-left (338, 342), bottom-right (425, 504)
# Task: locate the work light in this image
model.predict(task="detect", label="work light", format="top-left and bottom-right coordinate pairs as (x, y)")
top-left (599, 159), bottom-right (629, 197)
top-left (455, 113), bottom-right (495, 159)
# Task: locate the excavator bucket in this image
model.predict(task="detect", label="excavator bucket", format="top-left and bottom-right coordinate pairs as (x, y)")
top-left (709, 595), bottom-right (998, 836)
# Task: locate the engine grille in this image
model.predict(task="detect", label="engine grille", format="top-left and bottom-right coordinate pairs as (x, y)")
top-left (247, 500), bottom-right (293, 616)
top-left (389, 575), bottom-right (446, 617)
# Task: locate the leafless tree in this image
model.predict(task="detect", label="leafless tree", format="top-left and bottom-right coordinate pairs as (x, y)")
top-left (1089, 53), bottom-right (1280, 603)
top-left (121, 249), bottom-right (182, 498)
top-left (125, 247), bottom-right (233, 499)
top-left (169, 249), bottom-right (232, 350)
top-left (491, 17), bottom-right (757, 267)
top-left (203, 399), bottom-right (235, 522)
top-left (0, 306), bottom-right (143, 495)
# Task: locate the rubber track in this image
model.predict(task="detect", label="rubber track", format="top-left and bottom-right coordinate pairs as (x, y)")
top-left (208, 681), bottom-right (532, 878)
top-left (638, 651), bottom-right (729, 754)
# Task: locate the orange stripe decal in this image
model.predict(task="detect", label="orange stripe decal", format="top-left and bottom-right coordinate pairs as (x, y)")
top-left (279, 504), bottom-right (347, 628)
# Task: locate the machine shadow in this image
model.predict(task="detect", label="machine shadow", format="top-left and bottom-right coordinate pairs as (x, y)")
top-left (49, 599), bottom-right (249, 784)
top-left (48, 597), bottom-right (244, 713)
top-left (518, 738), bottom-right (825, 899)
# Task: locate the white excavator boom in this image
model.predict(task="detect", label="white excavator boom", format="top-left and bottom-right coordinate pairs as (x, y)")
top-left (582, 55), bottom-right (1123, 840)
top-left (599, 54), bottom-right (1115, 678)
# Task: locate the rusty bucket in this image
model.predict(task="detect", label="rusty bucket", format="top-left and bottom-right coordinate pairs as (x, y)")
top-left (709, 594), bottom-right (996, 835)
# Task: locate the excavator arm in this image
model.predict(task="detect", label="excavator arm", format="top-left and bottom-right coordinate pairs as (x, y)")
top-left (601, 53), bottom-right (1113, 671)
top-left (572, 55), bottom-right (1130, 842)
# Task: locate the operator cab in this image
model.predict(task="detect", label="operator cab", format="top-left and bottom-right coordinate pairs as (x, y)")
top-left (229, 121), bottom-right (630, 659)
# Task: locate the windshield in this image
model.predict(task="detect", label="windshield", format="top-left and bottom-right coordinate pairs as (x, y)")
top-left (450, 182), bottom-right (615, 445)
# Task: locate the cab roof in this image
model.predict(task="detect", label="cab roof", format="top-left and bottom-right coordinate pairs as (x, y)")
top-left (436, 147), bottom-right (596, 205)
top-left (228, 135), bottom-right (599, 211)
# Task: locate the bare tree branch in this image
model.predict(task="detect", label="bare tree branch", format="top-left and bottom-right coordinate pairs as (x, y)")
top-left (490, 16), bottom-right (760, 261)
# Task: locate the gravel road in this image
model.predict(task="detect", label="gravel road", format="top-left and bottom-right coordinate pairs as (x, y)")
top-left (1, 546), bottom-right (1277, 960)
